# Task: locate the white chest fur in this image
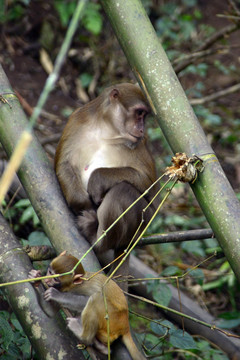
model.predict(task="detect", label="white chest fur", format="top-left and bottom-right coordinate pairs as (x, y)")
top-left (81, 144), bottom-right (115, 190)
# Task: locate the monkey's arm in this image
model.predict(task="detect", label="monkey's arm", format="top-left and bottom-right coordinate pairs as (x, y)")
top-left (28, 270), bottom-right (59, 317)
top-left (88, 167), bottom-right (151, 205)
top-left (44, 287), bottom-right (88, 313)
top-left (56, 161), bottom-right (92, 213)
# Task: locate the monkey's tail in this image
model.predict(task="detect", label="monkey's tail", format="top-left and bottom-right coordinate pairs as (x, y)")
top-left (122, 332), bottom-right (146, 360)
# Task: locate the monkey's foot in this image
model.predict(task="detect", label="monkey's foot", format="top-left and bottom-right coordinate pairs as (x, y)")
top-left (93, 338), bottom-right (109, 355)
top-left (77, 210), bottom-right (98, 242)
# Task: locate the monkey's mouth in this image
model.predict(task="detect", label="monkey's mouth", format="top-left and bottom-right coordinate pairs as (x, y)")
top-left (45, 277), bottom-right (61, 288)
top-left (128, 133), bottom-right (143, 142)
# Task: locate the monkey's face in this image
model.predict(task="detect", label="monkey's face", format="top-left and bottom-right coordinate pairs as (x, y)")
top-left (45, 265), bottom-right (75, 289)
top-left (44, 266), bottom-right (62, 288)
top-left (125, 105), bottom-right (149, 142)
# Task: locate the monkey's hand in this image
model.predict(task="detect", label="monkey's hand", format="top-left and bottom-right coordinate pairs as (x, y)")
top-left (44, 287), bottom-right (61, 302)
top-left (28, 269), bottom-right (42, 287)
top-left (87, 170), bottom-right (106, 206)
top-left (77, 210), bottom-right (98, 244)
top-left (28, 269), bottom-right (42, 279)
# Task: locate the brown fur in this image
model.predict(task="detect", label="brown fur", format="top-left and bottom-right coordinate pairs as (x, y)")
top-left (54, 83), bottom-right (158, 284)
top-left (45, 253), bottom-right (146, 359)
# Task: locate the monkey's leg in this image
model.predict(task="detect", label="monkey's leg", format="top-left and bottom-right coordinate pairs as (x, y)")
top-left (96, 182), bottom-right (151, 250)
top-left (67, 317), bottom-right (84, 340)
top-left (67, 318), bottom-right (103, 360)
top-left (96, 182), bottom-right (151, 289)
top-left (68, 299), bottom-right (99, 346)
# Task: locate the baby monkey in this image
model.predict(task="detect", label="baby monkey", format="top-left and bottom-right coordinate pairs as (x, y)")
top-left (30, 251), bottom-right (145, 360)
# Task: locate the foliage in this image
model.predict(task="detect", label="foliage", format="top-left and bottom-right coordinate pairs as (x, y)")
top-left (54, 0), bottom-right (103, 35)
top-left (135, 318), bottom-right (229, 359)
top-left (0, 0), bottom-right (30, 24)
top-left (0, 310), bottom-right (32, 359)
top-left (3, 198), bottom-right (40, 232)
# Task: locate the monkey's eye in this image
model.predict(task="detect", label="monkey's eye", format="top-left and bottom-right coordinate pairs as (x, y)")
top-left (135, 109), bottom-right (146, 117)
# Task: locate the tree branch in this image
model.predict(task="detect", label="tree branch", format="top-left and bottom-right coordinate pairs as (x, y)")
top-left (0, 213), bottom-right (83, 360)
top-left (190, 82), bottom-right (240, 105)
top-left (173, 47), bottom-right (228, 74)
top-left (197, 23), bottom-right (240, 52)
top-left (139, 228), bottom-right (214, 246)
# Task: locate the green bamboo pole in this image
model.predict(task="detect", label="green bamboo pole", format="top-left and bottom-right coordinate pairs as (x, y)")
top-left (100, 0), bottom-right (240, 282)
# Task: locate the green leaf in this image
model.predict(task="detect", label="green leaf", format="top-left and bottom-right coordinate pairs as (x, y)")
top-left (161, 266), bottom-right (180, 276)
top-left (14, 199), bottom-right (31, 208)
top-left (33, 212), bottom-right (40, 227)
top-left (140, 333), bottom-right (163, 354)
top-left (188, 268), bottom-right (204, 285)
top-left (19, 206), bottom-right (35, 224)
top-left (82, 3), bottom-right (103, 35)
top-left (2, 342), bottom-right (21, 358)
top-left (217, 318), bottom-right (240, 329)
top-left (181, 240), bottom-right (205, 257)
top-left (79, 73), bottom-right (93, 88)
top-left (170, 330), bottom-right (197, 349)
top-left (54, 1), bottom-right (76, 27)
top-left (0, 316), bottom-right (14, 349)
top-left (152, 282), bottom-right (172, 306)
top-left (28, 231), bottom-right (52, 246)
top-left (217, 311), bottom-right (240, 329)
top-left (10, 313), bottom-right (23, 332)
top-left (150, 319), bottom-right (174, 335)
top-left (0, 310), bottom-right (10, 321)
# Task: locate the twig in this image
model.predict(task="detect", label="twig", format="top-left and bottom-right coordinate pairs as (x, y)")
top-left (14, 90), bottom-right (60, 121)
top-left (197, 23), bottom-right (240, 52)
top-left (14, 89), bottom-right (36, 118)
top-left (174, 21), bottom-right (240, 73)
top-left (189, 83), bottom-right (240, 105)
top-left (217, 14), bottom-right (240, 21)
top-left (139, 228), bottom-right (214, 246)
top-left (40, 134), bottom-right (61, 146)
top-left (228, 0), bottom-right (240, 16)
top-left (125, 292), bottom-right (240, 339)
top-left (173, 47), bottom-right (228, 73)
top-left (102, 289), bottom-right (111, 359)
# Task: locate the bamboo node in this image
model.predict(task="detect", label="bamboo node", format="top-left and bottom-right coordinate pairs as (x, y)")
top-left (165, 153), bottom-right (204, 183)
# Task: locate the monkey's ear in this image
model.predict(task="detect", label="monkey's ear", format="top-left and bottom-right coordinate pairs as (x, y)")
top-left (59, 250), bottom-right (67, 256)
top-left (110, 88), bottom-right (119, 100)
top-left (73, 274), bottom-right (84, 285)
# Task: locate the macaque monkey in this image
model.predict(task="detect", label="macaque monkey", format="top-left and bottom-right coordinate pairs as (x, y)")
top-left (55, 83), bottom-right (158, 279)
top-left (30, 252), bottom-right (146, 360)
